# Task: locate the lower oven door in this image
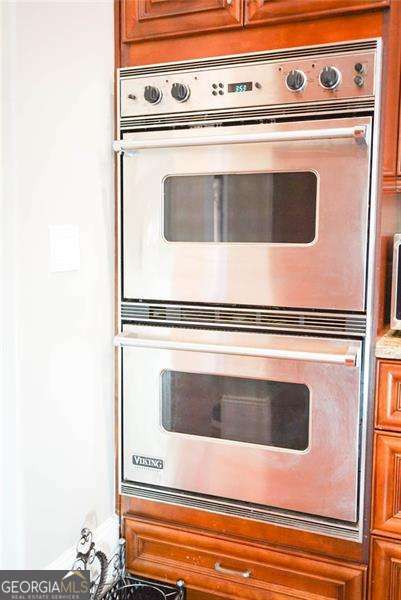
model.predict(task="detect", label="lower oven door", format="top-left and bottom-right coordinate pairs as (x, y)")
top-left (118, 326), bottom-right (362, 522)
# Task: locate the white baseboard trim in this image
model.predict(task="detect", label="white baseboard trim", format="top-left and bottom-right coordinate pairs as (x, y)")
top-left (46, 514), bottom-right (120, 571)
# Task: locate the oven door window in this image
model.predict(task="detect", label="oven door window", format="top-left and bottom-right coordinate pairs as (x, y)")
top-left (163, 172), bottom-right (317, 244)
top-left (161, 370), bottom-right (310, 451)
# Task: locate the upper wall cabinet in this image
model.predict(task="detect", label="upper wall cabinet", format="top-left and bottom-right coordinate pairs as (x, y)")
top-left (245, 0), bottom-right (390, 26)
top-left (122, 0), bottom-right (243, 42)
top-left (382, 0), bottom-right (401, 179)
top-left (123, 0), bottom-right (390, 41)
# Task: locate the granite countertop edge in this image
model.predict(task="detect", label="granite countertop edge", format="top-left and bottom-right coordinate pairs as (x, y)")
top-left (376, 328), bottom-right (401, 360)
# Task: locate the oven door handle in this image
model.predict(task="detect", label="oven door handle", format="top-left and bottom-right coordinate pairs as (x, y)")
top-left (114, 333), bottom-right (359, 367)
top-left (113, 125), bottom-right (368, 155)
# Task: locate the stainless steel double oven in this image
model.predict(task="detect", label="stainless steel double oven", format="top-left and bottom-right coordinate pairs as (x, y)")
top-left (115, 39), bottom-right (381, 541)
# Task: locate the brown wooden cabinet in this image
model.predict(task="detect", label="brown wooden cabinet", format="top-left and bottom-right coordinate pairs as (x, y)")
top-left (371, 362), bottom-right (401, 596)
top-left (121, 0), bottom-right (390, 42)
top-left (382, 0), bottom-right (401, 184)
top-left (372, 432), bottom-right (401, 538)
top-left (116, 0), bottom-right (390, 54)
top-left (117, 4), bottom-right (385, 70)
top-left (245, 0), bottom-right (389, 27)
top-left (370, 536), bottom-right (401, 599)
top-left (376, 361), bottom-right (401, 432)
top-left (124, 517), bottom-right (366, 599)
top-left (122, 0), bottom-right (243, 42)
top-left (398, 103), bottom-right (401, 178)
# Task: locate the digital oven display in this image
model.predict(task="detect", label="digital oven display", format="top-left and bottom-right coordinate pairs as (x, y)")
top-left (227, 81), bottom-right (253, 93)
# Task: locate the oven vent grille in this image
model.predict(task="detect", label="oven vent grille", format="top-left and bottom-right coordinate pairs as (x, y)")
top-left (120, 39), bottom-right (377, 79)
top-left (121, 302), bottom-right (366, 337)
top-left (120, 99), bottom-right (374, 130)
top-left (120, 482), bottom-right (359, 541)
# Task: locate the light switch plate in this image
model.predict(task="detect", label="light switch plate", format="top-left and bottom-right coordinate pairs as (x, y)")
top-left (49, 225), bottom-right (80, 273)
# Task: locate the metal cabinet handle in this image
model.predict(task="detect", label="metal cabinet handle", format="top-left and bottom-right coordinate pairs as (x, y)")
top-left (113, 125), bottom-right (368, 155)
top-left (114, 333), bottom-right (359, 367)
top-left (214, 562), bottom-right (251, 579)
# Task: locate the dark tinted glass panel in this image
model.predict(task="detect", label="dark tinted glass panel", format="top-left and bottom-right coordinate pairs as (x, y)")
top-left (164, 172), bottom-right (317, 243)
top-left (161, 371), bottom-right (309, 451)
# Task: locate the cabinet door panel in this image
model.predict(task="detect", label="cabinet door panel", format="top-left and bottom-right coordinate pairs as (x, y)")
top-left (124, 517), bottom-right (366, 599)
top-left (383, 0), bottom-right (401, 177)
top-left (370, 537), bottom-right (401, 599)
top-left (123, 0), bottom-right (242, 42)
top-left (398, 91), bottom-right (401, 177)
top-left (372, 433), bottom-right (401, 538)
top-left (245, 0), bottom-right (390, 26)
top-left (376, 361), bottom-right (401, 432)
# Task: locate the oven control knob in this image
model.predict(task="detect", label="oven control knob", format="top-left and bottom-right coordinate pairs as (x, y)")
top-left (171, 82), bottom-right (190, 102)
top-left (319, 66), bottom-right (341, 90)
top-left (285, 69), bottom-right (306, 92)
top-left (144, 85), bottom-right (162, 104)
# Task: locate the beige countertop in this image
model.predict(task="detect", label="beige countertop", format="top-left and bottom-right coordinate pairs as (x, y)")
top-left (376, 329), bottom-right (401, 360)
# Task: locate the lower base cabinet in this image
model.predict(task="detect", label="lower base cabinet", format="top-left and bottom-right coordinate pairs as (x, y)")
top-left (124, 517), bottom-right (366, 599)
top-left (372, 433), bottom-right (401, 537)
top-left (370, 536), bottom-right (401, 599)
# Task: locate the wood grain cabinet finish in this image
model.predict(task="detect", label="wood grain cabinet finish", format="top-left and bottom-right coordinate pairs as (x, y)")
top-left (124, 517), bottom-right (366, 599)
top-left (398, 100), bottom-right (401, 177)
top-left (244, 0), bottom-right (390, 26)
top-left (122, 0), bottom-right (243, 42)
top-left (376, 361), bottom-right (401, 432)
top-left (382, 0), bottom-right (401, 180)
top-left (117, 4), bottom-right (384, 70)
top-left (122, 496), bottom-right (364, 563)
top-left (372, 432), bottom-right (401, 538)
top-left (370, 537), bottom-right (401, 599)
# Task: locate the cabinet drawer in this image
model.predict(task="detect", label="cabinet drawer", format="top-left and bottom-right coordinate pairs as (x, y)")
top-left (370, 536), bottom-right (401, 599)
top-left (372, 432), bottom-right (401, 538)
top-left (376, 361), bottom-right (401, 432)
top-left (124, 517), bottom-right (366, 599)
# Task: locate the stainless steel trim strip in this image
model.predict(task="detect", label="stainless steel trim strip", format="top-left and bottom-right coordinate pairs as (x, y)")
top-left (115, 332), bottom-right (359, 366)
top-left (120, 483), bottom-right (360, 541)
top-left (122, 315), bottom-right (364, 327)
top-left (120, 99), bottom-right (375, 130)
top-left (121, 304), bottom-right (366, 320)
top-left (120, 302), bottom-right (367, 336)
top-left (119, 39), bottom-right (377, 78)
top-left (114, 125), bottom-right (367, 154)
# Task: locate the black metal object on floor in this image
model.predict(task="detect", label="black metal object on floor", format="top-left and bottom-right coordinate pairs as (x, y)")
top-left (71, 527), bottom-right (185, 600)
top-left (104, 575), bottom-right (185, 600)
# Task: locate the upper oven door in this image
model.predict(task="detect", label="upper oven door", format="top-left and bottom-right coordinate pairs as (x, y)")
top-left (121, 116), bottom-right (371, 311)
top-left (119, 325), bottom-right (362, 522)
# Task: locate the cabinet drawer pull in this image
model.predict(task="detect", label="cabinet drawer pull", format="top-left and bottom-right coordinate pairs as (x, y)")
top-left (214, 562), bottom-right (251, 578)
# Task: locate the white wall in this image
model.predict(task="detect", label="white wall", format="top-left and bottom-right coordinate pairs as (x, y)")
top-left (1, 0), bottom-right (115, 568)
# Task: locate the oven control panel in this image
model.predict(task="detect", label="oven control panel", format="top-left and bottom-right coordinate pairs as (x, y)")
top-left (120, 47), bottom-right (376, 119)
